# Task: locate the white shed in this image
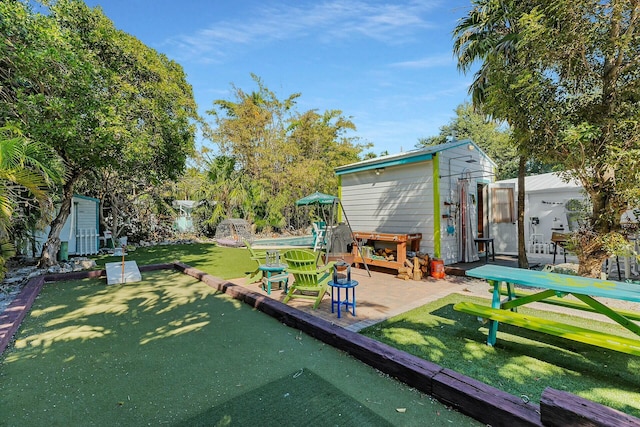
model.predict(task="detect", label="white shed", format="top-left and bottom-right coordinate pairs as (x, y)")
top-left (26, 195), bottom-right (100, 258)
top-left (335, 139), bottom-right (496, 265)
top-left (490, 172), bottom-right (584, 255)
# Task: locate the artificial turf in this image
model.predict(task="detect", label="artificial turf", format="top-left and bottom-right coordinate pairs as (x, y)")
top-left (0, 269), bottom-right (480, 426)
top-left (360, 293), bottom-right (640, 418)
top-left (91, 242), bottom-right (256, 279)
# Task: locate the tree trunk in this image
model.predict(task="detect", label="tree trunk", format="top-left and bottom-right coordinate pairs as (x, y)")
top-left (517, 155), bottom-right (529, 269)
top-left (38, 174), bottom-right (80, 268)
top-left (579, 253), bottom-right (608, 278)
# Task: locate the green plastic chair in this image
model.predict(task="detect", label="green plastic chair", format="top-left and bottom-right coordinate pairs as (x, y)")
top-left (244, 240), bottom-right (267, 284)
top-left (282, 249), bottom-right (335, 309)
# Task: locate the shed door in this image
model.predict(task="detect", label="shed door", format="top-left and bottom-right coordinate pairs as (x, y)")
top-left (488, 182), bottom-right (517, 253)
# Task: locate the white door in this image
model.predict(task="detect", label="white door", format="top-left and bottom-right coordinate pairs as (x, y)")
top-left (488, 182), bottom-right (517, 254)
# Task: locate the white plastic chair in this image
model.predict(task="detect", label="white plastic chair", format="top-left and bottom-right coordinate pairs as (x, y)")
top-left (100, 231), bottom-right (113, 248)
top-left (528, 233), bottom-right (547, 254)
top-left (312, 222), bottom-right (326, 252)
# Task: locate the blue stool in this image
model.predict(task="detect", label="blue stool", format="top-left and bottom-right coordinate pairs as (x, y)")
top-left (329, 280), bottom-right (359, 318)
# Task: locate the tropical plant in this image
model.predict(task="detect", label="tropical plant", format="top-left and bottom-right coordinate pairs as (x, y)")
top-left (205, 74), bottom-right (367, 232)
top-left (453, 0), bottom-right (563, 268)
top-left (454, 0), bottom-right (640, 277)
top-left (0, 127), bottom-right (62, 278)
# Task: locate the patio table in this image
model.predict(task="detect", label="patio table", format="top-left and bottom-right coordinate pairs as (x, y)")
top-left (329, 279), bottom-right (359, 318)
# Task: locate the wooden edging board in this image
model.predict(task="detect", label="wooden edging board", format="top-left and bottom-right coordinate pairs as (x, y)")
top-left (2, 261), bottom-right (639, 427)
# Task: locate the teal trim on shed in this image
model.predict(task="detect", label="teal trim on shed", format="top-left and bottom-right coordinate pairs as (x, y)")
top-left (73, 194), bottom-right (100, 203)
top-left (335, 138), bottom-right (496, 176)
top-left (335, 153), bottom-right (433, 175)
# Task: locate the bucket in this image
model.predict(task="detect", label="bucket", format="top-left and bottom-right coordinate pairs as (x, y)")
top-left (430, 258), bottom-right (445, 279)
top-left (58, 241), bottom-right (69, 262)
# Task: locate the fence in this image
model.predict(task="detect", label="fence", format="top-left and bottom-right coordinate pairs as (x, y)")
top-left (75, 229), bottom-right (98, 255)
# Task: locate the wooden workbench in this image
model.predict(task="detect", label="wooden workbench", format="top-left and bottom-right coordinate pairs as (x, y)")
top-left (351, 231), bottom-right (422, 273)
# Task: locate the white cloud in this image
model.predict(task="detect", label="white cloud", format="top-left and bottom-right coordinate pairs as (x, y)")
top-left (390, 53), bottom-right (455, 69)
top-left (165, 0), bottom-right (442, 62)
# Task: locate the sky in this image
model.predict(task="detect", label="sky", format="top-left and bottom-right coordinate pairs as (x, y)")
top-left (83, 0), bottom-right (477, 156)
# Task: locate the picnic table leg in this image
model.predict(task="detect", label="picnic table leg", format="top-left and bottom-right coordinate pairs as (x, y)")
top-left (574, 294), bottom-right (640, 336)
top-left (487, 280), bottom-right (502, 346)
top-left (505, 282), bottom-right (517, 312)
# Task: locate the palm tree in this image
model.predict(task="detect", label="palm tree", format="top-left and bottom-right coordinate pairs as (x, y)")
top-left (453, 0), bottom-right (549, 268)
top-left (0, 126), bottom-right (62, 278)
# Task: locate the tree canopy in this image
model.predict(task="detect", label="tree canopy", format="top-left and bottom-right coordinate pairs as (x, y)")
top-left (418, 103), bottom-right (517, 180)
top-left (454, 0), bottom-right (640, 276)
top-left (1, 0), bottom-right (198, 265)
top-left (203, 74), bottom-right (369, 232)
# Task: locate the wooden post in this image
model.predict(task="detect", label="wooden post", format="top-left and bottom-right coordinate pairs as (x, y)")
top-left (413, 256), bottom-right (421, 281)
top-left (121, 245), bottom-right (126, 283)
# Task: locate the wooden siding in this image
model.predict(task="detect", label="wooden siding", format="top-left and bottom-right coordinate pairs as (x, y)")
top-left (341, 161), bottom-right (435, 256)
top-left (75, 198), bottom-right (97, 231)
top-left (339, 145), bottom-right (494, 265)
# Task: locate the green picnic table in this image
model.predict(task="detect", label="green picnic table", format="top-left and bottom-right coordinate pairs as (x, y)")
top-left (455, 264), bottom-right (640, 355)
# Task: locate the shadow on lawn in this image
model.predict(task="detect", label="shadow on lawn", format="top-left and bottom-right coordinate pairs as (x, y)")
top-left (360, 295), bottom-right (640, 417)
top-left (5, 270), bottom-right (240, 361)
top-left (176, 369), bottom-right (392, 427)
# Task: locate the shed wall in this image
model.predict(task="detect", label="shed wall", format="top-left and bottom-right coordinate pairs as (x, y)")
top-left (29, 196), bottom-right (99, 258)
top-left (437, 147), bottom-right (492, 264)
top-left (340, 161), bottom-right (436, 256)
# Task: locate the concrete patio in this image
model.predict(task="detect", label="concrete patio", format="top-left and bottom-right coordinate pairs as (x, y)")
top-left (233, 250), bottom-right (640, 332)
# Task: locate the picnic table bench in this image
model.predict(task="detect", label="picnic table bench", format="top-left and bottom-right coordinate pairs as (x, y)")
top-left (455, 264), bottom-right (640, 356)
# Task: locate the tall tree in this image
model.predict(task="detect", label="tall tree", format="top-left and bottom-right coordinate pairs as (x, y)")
top-left (518, 1), bottom-right (640, 276)
top-left (206, 75), bottom-right (367, 231)
top-left (2, 0), bottom-right (197, 265)
top-left (453, 0), bottom-right (558, 268)
top-left (455, 0), bottom-right (640, 277)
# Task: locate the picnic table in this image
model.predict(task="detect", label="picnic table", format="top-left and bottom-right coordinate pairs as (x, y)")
top-left (455, 264), bottom-right (640, 356)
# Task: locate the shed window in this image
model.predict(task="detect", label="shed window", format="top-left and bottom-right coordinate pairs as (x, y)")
top-left (491, 187), bottom-right (515, 223)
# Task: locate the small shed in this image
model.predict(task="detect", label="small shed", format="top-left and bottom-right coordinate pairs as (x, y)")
top-left (335, 139), bottom-right (496, 265)
top-left (25, 195), bottom-right (100, 258)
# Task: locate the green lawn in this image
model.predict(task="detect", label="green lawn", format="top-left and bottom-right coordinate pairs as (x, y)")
top-left (92, 242), bottom-right (255, 279)
top-left (5, 242), bottom-right (639, 422)
top-left (0, 269), bottom-right (479, 426)
top-left (360, 293), bottom-right (640, 418)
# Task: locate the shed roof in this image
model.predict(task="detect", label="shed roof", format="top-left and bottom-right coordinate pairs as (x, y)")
top-left (497, 172), bottom-right (582, 193)
top-left (334, 139), bottom-right (495, 176)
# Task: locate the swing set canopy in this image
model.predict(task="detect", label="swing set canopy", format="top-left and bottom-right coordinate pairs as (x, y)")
top-left (295, 192), bottom-right (337, 206)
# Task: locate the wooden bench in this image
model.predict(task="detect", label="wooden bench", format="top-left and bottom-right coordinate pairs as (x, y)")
top-left (453, 301), bottom-right (640, 356)
top-left (491, 286), bottom-right (640, 321)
